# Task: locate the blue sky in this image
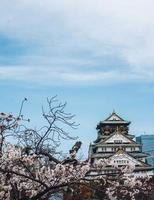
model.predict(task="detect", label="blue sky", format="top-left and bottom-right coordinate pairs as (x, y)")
top-left (1, 0), bottom-right (154, 156)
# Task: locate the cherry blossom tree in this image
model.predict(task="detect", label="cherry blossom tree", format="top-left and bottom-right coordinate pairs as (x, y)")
top-left (0, 96), bottom-right (154, 200)
top-left (0, 96), bottom-right (90, 200)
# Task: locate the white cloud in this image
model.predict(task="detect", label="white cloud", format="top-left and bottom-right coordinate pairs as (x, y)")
top-left (0, 65), bottom-right (151, 86)
top-left (0, 0), bottom-right (154, 85)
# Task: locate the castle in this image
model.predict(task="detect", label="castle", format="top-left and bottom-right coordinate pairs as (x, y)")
top-left (88, 111), bottom-right (154, 177)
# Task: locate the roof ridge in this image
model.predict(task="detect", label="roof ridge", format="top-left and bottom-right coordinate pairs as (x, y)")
top-left (104, 111), bottom-right (125, 122)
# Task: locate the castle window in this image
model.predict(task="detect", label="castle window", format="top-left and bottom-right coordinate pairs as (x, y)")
top-left (102, 147), bottom-right (106, 152)
top-left (114, 140), bottom-right (122, 144)
top-left (111, 148), bottom-right (115, 151)
top-left (131, 147), bottom-right (135, 151)
top-left (116, 160), bottom-right (129, 164)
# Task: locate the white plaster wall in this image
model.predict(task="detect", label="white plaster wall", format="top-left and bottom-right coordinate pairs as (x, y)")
top-left (126, 147), bottom-right (131, 151)
top-left (97, 147), bottom-right (102, 152)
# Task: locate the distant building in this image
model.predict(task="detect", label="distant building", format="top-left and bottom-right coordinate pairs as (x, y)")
top-left (88, 111), bottom-right (154, 177)
top-left (136, 135), bottom-right (154, 166)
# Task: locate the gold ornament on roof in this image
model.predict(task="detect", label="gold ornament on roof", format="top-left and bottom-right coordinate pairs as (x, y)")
top-left (117, 149), bottom-right (124, 154)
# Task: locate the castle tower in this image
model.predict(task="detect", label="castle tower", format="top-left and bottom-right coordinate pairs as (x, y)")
top-left (88, 111), bottom-right (154, 177)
